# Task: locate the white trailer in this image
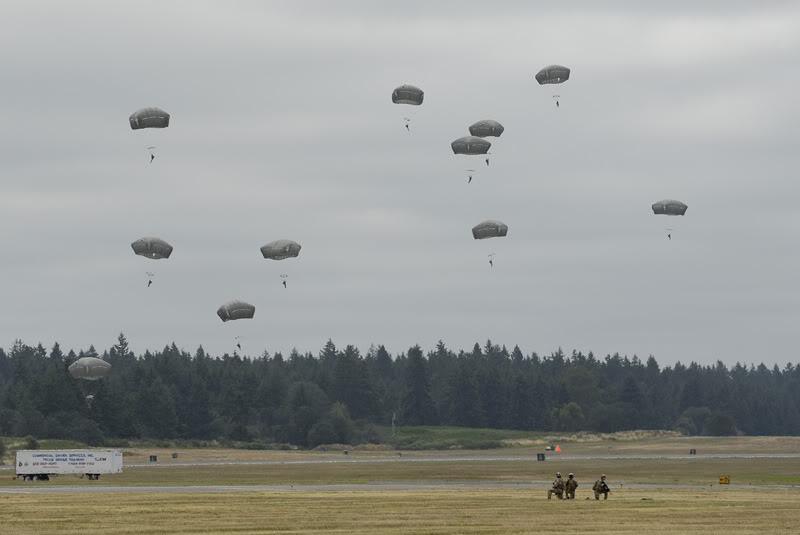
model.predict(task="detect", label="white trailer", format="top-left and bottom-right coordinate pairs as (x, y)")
top-left (15, 450), bottom-right (123, 481)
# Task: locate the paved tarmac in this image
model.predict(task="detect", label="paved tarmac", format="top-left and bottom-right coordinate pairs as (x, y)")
top-left (1, 480), bottom-right (797, 494)
top-left (3, 452), bottom-right (798, 472)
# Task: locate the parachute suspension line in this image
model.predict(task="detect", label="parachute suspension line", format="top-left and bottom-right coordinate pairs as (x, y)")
top-left (391, 84), bottom-right (423, 133)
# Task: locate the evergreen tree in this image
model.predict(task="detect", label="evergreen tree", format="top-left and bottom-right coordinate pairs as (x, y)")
top-left (401, 346), bottom-right (437, 425)
top-left (446, 361), bottom-right (484, 427)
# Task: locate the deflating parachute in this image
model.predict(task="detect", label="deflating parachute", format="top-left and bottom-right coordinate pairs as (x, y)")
top-left (652, 200), bottom-right (688, 216)
top-left (68, 357), bottom-right (111, 381)
top-left (217, 300), bottom-right (256, 322)
top-left (131, 237), bottom-right (173, 260)
top-left (260, 240), bottom-right (302, 260)
top-left (469, 120), bottom-right (504, 138)
top-left (129, 107), bottom-right (170, 130)
top-left (472, 220), bottom-right (509, 240)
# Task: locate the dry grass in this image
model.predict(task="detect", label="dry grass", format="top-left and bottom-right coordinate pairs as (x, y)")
top-left (502, 434), bottom-right (800, 455)
top-left (1, 488), bottom-right (798, 534)
top-left (502, 429), bottom-right (684, 447)
top-left (6, 434), bottom-right (797, 467)
top-left (3, 440), bottom-right (799, 534)
top-left (109, 435), bottom-right (800, 464)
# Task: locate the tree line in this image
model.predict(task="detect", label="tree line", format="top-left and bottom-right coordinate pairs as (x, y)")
top-left (1, 334), bottom-right (798, 447)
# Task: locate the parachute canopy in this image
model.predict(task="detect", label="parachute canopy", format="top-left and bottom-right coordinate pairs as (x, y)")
top-left (536, 65), bottom-right (570, 85)
top-left (68, 357), bottom-right (111, 381)
top-left (129, 107), bottom-right (170, 130)
top-left (217, 300), bottom-right (256, 322)
top-left (452, 136), bottom-right (491, 155)
top-left (652, 200), bottom-right (688, 216)
top-left (260, 240), bottom-right (302, 260)
top-left (469, 120), bottom-right (504, 138)
top-left (392, 85), bottom-right (424, 106)
top-left (472, 220), bottom-right (509, 240)
top-left (131, 237), bottom-right (173, 260)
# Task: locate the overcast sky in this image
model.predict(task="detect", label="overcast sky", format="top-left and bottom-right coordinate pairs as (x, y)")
top-left (1, 1), bottom-right (799, 365)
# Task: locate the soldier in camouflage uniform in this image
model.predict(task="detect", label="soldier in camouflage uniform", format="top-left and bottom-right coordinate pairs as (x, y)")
top-left (593, 474), bottom-right (610, 500)
top-left (565, 472), bottom-right (578, 499)
top-left (548, 472), bottom-right (566, 499)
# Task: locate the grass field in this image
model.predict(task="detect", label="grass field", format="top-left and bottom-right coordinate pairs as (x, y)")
top-left (2, 434), bottom-right (800, 487)
top-left (4, 431), bottom-right (800, 464)
top-left (1, 488), bottom-right (798, 534)
top-left (2, 433), bottom-right (799, 533)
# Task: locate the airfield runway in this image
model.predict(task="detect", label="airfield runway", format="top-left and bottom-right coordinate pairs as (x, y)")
top-left (3, 451), bottom-right (796, 495)
top-left (2, 480), bottom-right (796, 494)
top-left (2, 451), bottom-right (798, 472)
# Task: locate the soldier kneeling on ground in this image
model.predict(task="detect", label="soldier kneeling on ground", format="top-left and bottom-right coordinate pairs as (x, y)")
top-left (565, 473), bottom-right (578, 499)
top-left (548, 472), bottom-right (566, 499)
top-left (593, 474), bottom-right (610, 500)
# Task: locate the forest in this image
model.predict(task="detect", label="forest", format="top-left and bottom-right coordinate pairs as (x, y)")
top-left (1, 334), bottom-right (798, 447)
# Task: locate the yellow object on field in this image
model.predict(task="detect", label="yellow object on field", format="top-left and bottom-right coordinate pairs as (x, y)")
top-left (719, 475), bottom-right (730, 485)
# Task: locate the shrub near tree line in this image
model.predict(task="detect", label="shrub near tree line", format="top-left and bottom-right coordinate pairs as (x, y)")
top-left (1, 336), bottom-right (799, 446)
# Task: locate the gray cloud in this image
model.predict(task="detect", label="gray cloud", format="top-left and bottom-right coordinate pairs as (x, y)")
top-left (1, 1), bottom-right (798, 365)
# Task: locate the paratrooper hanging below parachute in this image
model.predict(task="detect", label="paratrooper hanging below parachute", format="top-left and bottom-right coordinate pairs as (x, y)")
top-left (453, 136), bottom-right (491, 181)
top-left (536, 65), bottom-right (570, 107)
top-left (652, 200), bottom-right (687, 239)
top-left (473, 221), bottom-right (507, 266)
top-left (68, 357), bottom-right (112, 408)
top-left (392, 85), bottom-right (424, 131)
top-left (130, 107), bottom-right (170, 162)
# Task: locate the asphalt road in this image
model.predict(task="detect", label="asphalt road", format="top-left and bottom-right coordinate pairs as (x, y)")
top-left (3, 452), bottom-right (799, 472)
top-left (1, 480), bottom-right (796, 494)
